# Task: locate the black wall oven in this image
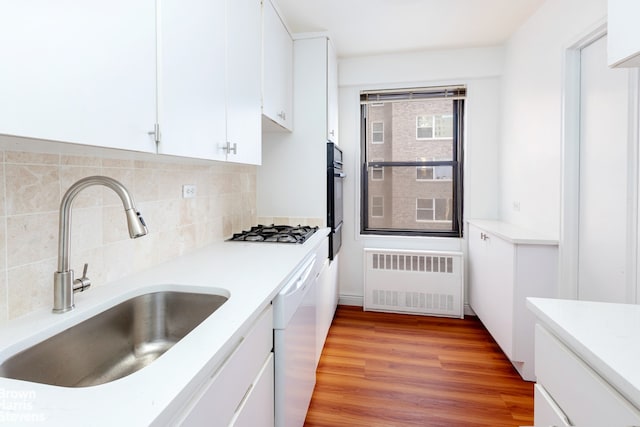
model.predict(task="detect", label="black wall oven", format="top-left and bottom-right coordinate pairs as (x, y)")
top-left (327, 142), bottom-right (344, 260)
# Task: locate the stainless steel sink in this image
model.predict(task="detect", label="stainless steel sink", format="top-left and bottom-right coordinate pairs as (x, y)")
top-left (0, 291), bottom-right (228, 387)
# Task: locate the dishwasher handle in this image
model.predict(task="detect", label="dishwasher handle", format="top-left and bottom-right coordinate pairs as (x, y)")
top-left (281, 255), bottom-right (316, 297)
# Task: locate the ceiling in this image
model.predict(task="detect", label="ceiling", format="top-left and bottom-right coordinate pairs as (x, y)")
top-left (275, 0), bottom-right (546, 58)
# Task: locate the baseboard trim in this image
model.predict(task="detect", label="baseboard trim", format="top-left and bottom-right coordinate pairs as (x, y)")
top-left (339, 295), bottom-right (476, 317)
top-left (338, 294), bottom-right (363, 307)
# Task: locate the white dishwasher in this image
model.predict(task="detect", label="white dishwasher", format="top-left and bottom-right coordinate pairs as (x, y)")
top-left (273, 251), bottom-right (319, 427)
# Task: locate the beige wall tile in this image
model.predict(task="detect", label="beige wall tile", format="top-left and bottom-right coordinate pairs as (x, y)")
top-left (102, 158), bottom-right (135, 169)
top-left (0, 163), bottom-right (5, 217)
top-left (69, 207), bottom-right (103, 254)
top-left (60, 154), bottom-right (101, 167)
top-left (0, 219), bottom-right (6, 272)
top-left (7, 258), bottom-right (56, 319)
top-left (0, 274), bottom-right (7, 326)
top-left (5, 164), bottom-right (60, 215)
top-left (6, 213), bottom-right (58, 268)
top-left (5, 151), bottom-right (59, 165)
top-left (102, 205), bottom-right (131, 245)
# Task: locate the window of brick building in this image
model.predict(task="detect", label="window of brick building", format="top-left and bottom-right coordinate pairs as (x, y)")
top-left (360, 86), bottom-right (464, 237)
top-left (371, 196), bottom-right (384, 217)
top-left (371, 121), bottom-right (384, 144)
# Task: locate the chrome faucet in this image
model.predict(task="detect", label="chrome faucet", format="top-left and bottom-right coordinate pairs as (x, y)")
top-left (53, 176), bottom-right (148, 313)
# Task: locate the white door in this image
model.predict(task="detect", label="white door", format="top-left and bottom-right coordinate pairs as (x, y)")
top-left (578, 35), bottom-right (631, 302)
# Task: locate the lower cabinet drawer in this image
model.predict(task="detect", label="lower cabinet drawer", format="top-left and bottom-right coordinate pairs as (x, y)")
top-left (230, 353), bottom-right (275, 427)
top-left (178, 305), bottom-right (274, 426)
top-left (535, 325), bottom-right (640, 427)
top-left (534, 384), bottom-right (570, 427)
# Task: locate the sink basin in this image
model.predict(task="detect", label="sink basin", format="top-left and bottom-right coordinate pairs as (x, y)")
top-left (0, 290), bottom-right (228, 387)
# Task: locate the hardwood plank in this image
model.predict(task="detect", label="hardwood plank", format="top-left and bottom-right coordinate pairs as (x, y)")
top-left (304, 306), bottom-right (534, 427)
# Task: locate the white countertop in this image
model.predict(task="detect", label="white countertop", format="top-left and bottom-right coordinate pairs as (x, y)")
top-left (467, 219), bottom-right (559, 245)
top-left (0, 228), bottom-right (330, 426)
top-left (527, 297), bottom-right (640, 410)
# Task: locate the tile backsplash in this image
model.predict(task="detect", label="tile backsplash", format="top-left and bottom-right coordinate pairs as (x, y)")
top-left (0, 148), bottom-right (256, 323)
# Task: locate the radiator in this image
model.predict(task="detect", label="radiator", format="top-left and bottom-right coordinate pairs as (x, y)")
top-left (363, 248), bottom-right (464, 318)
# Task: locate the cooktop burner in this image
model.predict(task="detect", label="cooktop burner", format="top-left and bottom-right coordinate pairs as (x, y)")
top-left (229, 224), bottom-right (318, 244)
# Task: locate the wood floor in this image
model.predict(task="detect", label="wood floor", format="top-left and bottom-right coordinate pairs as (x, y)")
top-left (304, 306), bottom-right (534, 427)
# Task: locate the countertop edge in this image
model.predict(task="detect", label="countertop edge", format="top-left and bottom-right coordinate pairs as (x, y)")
top-left (467, 219), bottom-right (559, 245)
top-left (526, 297), bottom-right (640, 412)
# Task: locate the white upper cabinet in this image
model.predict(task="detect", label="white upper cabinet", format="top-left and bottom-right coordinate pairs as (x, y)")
top-left (225, 0), bottom-right (262, 165)
top-left (262, 0), bottom-right (293, 131)
top-left (326, 39), bottom-right (339, 143)
top-left (0, 1), bottom-right (157, 152)
top-left (608, 0), bottom-right (640, 67)
top-left (157, 0), bottom-right (227, 161)
top-left (158, 0), bottom-right (261, 164)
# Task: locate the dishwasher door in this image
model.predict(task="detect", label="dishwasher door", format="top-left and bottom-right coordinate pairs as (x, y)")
top-left (273, 256), bottom-right (317, 427)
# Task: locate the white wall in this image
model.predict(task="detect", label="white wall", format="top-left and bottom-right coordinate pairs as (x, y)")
top-left (337, 47), bottom-right (503, 305)
top-left (499, 0), bottom-right (607, 235)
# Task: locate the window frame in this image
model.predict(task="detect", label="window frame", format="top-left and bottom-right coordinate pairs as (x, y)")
top-left (360, 87), bottom-right (464, 238)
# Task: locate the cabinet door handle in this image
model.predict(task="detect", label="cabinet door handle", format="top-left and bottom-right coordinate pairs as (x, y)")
top-left (480, 233), bottom-right (490, 241)
top-left (222, 141), bottom-right (237, 155)
top-left (277, 110), bottom-right (286, 120)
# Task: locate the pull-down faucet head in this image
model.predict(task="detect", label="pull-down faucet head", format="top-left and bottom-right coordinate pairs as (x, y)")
top-left (53, 176), bottom-right (148, 313)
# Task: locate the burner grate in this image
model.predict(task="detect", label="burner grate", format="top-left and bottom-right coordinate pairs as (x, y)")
top-left (229, 224), bottom-right (318, 244)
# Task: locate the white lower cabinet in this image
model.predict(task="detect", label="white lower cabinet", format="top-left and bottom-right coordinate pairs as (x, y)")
top-left (230, 354), bottom-right (274, 427)
top-left (534, 384), bottom-right (571, 427)
top-left (315, 257), bottom-right (337, 366)
top-left (176, 305), bottom-right (274, 426)
top-left (468, 220), bottom-right (558, 381)
top-left (534, 325), bottom-right (640, 426)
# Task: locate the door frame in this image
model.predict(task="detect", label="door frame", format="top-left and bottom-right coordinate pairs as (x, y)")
top-left (559, 19), bottom-right (640, 301)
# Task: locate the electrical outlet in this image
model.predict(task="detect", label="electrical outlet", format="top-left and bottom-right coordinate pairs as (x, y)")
top-left (512, 201), bottom-right (521, 212)
top-left (182, 184), bottom-right (196, 199)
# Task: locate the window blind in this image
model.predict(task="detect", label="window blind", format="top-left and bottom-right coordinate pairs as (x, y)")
top-left (360, 86), bottom-right (466, 104)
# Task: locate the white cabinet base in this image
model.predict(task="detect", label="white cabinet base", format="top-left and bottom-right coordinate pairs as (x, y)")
top-left (468, 220), bottom-right (558, 381)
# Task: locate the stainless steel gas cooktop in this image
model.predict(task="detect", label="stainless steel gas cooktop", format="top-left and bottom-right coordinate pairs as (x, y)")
top-left (229, 225), bottom-right (318, 244)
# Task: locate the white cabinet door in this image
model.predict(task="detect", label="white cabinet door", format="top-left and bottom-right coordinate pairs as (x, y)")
top-left (262, 0), bottom-right (293, 131)
top-left (225, 0), bottom-right (262, 165)
top-left (608, 0), bottom-right (640, 67)
top-left (0, 0), bottom-right (156, 152)
top-left (534, 385), bottom-right (571, 427)
top-left (315, 258), bottom-right (332, 366)
top-left (326, 39), bottom-right (339, 143)
top-left (468, 224), bottom-right (515, 359)
top-left (230, 354), bottom-right (275, 427)
top-left (158, 0), bottom-right (226, 161)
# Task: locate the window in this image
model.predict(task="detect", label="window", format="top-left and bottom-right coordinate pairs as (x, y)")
top-left (417, 114), bottom-right (453, 139)
top-left (416, 198), bottom-right (451, 221)
top-left (360, 86), bottom-right (464, 237)
top-left (371, 196), bottom-right (384, 217)
top-left (371, 122), bottom-right (384, 144)
top-left (416, 157), bottom-right (453, 181)
top-left (416, 198), bottom-right (434, 221)
top-left (371, 167), bottom-right (384, 181)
